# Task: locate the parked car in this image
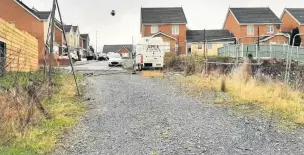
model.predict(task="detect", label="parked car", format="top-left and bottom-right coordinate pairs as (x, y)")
top-left (86, 50), bottom-right (97, 60)
top-left (60, 52), bottom-right (78, 63)
top-left (108, 53), bottom-right (123, 67)
top-left (98, 53), bottom-right (108, 61)
top-left (107, 52), bottom-right (114, 58)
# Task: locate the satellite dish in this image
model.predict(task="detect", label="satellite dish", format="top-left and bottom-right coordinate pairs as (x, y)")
top-left (111, 10), bottom-right (116, 16)
top-left (276, 24), bottom-right (280, 29)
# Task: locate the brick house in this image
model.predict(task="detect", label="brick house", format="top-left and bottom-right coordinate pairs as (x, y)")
top-left (223, 7), bottom-right (289, 44)
top-left (140, 7), bottom-right (187, 56)
top-left (80, 34), bottom-right (90, 57)
top-left (63, 25), bottom-right (82, 56)
top-left (186, 29), bottom-right (235, 56)
top-left (102, 45), bottom-right (133, 58)
top-left (80, 36), bottom-right (83, 49)
top-left (54, 20), bottom-right (64, 55)
top-left (0, 0), bottom-right (64, 65)
top-left (281, 8), bottom-right (304, 46)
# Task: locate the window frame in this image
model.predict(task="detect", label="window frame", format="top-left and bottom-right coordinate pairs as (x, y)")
top-left (151, 25), bottom-right (158, 34)
top-left (172, 25), bottom-right (179, 35)
top-left (175, 44), bottom-right (179, 52)
top-left (247, 25), bottom-right (254, 35)
top-left (267, 25), bottom-right (274, 34)
top-left (207, 44), bottom-right (213, 50)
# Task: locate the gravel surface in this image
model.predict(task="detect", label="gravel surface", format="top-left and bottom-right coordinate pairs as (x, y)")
top-left (53, 72), bottom-right (304, 155)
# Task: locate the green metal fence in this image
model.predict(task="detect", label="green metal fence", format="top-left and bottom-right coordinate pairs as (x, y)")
top-left (218, 44), bottom-right (304, 62)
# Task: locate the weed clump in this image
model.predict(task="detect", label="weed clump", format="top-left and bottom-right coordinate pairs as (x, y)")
top-left (181, 60), bottom-right (304, 126)
top-left (0, 70), bottom-right (85, 154)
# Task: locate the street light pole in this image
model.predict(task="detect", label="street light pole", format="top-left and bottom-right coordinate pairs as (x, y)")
top-left (96, 31), bottom-right (98, 53)
top-left (257, 26), bottom-right (260, 53)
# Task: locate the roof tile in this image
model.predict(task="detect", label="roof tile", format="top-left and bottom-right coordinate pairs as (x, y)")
top-left (230, 7), bottom-right (281, 24)
top-left (141, 7), bottom-right (187, 24)
top-left (72, 26), bottom-right (78, 32)
top-left (286, 8), bottom-right (304, 25)
top-left (186, 29), bottom-right (235, 42)
top-left (103, 45), bottom-right (133, 54)
top-left (63, 25), bottom-right (72, 33)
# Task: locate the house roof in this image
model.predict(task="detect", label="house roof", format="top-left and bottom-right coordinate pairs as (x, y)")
top-left (14, 0), bottom-right (40, 20)
top-left (63, 25), bottom-right (72, 32)
top-left (80, 34), bottom-right (89, 39)
top-left (141, 7), bottom-right (187, 24)
top-left (229, 7), bottom-right (282, 24)
top-left (285, 8), bottom-right (304, 25)
top-left (34, 11), bottom-right (51, 20)
top-left (55, 19), bottom-right (62, 28)
top-left (72, 26), bottom-right (78, 32)
top-left (15, 0), bottom-right (66, 31)
top-left (15, 0), bottom-right (53, 20)
top-left (102, 45), bottom-right (133, 54)
top-left (186, 29), bottom-right (235, 43)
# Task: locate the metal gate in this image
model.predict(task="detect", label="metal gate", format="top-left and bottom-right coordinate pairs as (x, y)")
top-left (0, 41), bottom-right (6, 76)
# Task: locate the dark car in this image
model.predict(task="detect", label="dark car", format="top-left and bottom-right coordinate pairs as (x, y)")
top-left (86, 51), bottom-right (97, 60)
top-left (98, 53), bottom-right (108, 61)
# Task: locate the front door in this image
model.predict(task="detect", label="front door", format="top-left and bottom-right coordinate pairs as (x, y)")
top-left (143, 45), bottom-right (164, 67)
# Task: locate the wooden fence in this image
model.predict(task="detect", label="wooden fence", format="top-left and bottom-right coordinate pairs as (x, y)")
top-left (0, 18), bottom-right (38, 72)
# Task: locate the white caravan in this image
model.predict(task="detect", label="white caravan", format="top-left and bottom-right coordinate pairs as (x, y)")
top-left (134, 37), bottom-right (167, 70)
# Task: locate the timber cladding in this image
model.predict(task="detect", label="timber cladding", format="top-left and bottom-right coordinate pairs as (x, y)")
top-left (0, 18), bottom-right (38, 72)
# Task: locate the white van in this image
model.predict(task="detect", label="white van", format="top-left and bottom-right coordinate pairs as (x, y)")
top-left (134, 37), bottom-right (166, 70)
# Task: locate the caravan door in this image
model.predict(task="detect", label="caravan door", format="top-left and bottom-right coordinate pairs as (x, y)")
top-left (143, 44), bottom-right (164, 68)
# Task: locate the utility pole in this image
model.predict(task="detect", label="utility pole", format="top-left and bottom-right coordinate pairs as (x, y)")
top-left (203, 29), bottom-right (206, 59)
top-left (48, 0), bottom-right (56, 88)
top-left (96, 31), bottom-right (98, 53)
top-left (132, 36), bottom-right (136, 74)
top-left (257, 26), bottom-right (260, 52)
top-left (54, 0), bottom-right (80, 95)
top-left (132, 36), bottom-right (134, 56)
top-left (257, 26), bottom-right (260, 62)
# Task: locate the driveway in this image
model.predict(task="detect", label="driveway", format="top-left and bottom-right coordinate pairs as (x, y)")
top-left (53, 71), bottom-right (304, 155)
top-left (62, 60), bottom-right (124, 71)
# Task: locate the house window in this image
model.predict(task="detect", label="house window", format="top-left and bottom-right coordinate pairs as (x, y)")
top-left (175, 44), bottom-right (179, 52)
top-left (247, 25), bottom-right (254, 35)
top-left (207, 44), bottom-right (212, 50)
top-left (267, 25), bottom-right (274, 33)
top-left (122, 53), bottom-right (129, 57)
top-left (198, 43), bottom-right (202, 49)
top-left (151, 25), bottom-right (158, 34)
top-left (172, 25), bottom-right (179, 35)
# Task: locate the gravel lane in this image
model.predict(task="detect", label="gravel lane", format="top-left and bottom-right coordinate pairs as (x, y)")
top-left (53, 73), bottom-right (304, 155)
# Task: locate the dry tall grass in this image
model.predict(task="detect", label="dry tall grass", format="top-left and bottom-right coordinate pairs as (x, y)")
top-left (0, 87), bottom-right (45, 145)
top-left (140, 71), bottom-right (164, 78)
top-left (182, 61), bottom-right (304, 125)
top-left (0, 71), bottom-right (85, 154)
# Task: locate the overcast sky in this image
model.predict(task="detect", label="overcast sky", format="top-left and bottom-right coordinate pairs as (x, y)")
top-left (23, 0), bottom-right (303, 52)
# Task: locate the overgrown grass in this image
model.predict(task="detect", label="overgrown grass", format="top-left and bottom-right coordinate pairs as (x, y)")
top-left (180, 66), bottom-right (304, 126)
top-left (0, 70), bottom-right (86, 154)
top-left (140, 71), bottom-right (163, 78)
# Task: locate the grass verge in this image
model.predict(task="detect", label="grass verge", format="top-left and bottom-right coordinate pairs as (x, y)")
top-left (179, 71), bottom-right (304, 127)
top-left (0, 71), bottom-right (86, 155)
